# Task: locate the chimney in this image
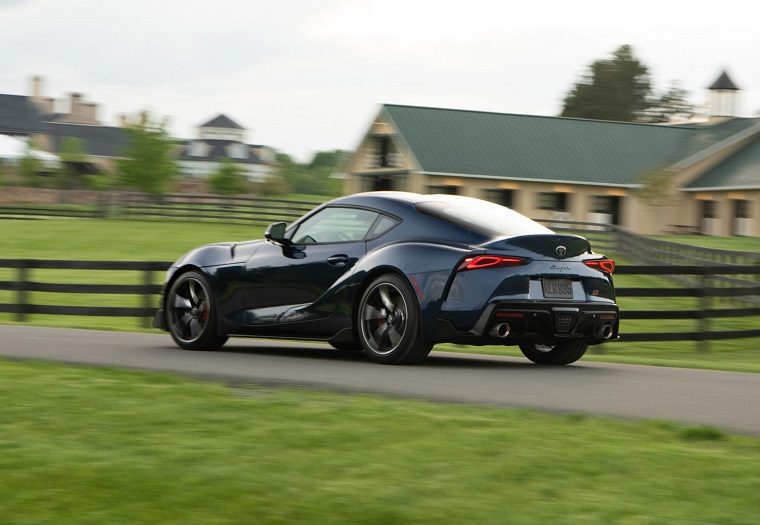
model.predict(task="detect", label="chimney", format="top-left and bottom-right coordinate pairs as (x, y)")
top-left (29, 75), bottom-right (54, 114)
top-left (81, 102), bottom-right (98, 124)
top-left (119, 114), bottom-right (128, 127)
top-left (30, 75), bottom-right (43, 100)
top-left (69, 92), bottom-right (82, 120)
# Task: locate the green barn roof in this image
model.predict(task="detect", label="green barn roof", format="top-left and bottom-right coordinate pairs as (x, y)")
top-left (687, 139), bottom-right (760, 190)
top-left (381, 104), bottom-right (760, 187)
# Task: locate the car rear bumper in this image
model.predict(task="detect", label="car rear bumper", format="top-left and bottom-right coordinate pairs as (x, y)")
top-left (436, 301), bottom-right (619, 345)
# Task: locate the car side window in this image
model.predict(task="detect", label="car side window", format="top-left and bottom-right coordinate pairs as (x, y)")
top-left (292, 207), bottom-right (379, 244)
top-left (367, 215), bottom-right (399, 239)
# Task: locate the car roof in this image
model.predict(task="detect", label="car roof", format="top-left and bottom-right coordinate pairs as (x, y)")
top-left (329, 191), bottom-right (489, 209)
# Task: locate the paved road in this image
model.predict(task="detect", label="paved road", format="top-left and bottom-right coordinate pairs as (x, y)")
top-left (2, 325), bottom-right (759, 434)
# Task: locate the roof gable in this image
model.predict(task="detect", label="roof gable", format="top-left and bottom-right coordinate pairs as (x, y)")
top-left (709, 71), bottom-right (739, 91)
top-left (199, 114), bottom-right (244, 130)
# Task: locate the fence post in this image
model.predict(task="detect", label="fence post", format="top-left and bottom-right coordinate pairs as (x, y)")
top-left (142, 267), bottom-right (153, 328)
top-left (95, 192), bottom-right (103, 218)
top-left (16, 260), bottom-right (29, 322)
top-left (697, 269), bottom-right (711, 353)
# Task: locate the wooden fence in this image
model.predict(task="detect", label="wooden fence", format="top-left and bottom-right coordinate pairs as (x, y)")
top-left (0, 192), bottom-right (320, 224)
top-left (0, 260), bottom-right (166, 327)
top-left (615, 228), bottom-right (760, 266)
top-left (1, 259), bottom-right (759, 350)
top-left (616, 265), bottom-right (760, 351)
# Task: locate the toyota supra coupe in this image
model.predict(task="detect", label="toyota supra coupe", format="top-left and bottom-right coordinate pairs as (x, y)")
top-left (154, 192), bottom-right (618, 365)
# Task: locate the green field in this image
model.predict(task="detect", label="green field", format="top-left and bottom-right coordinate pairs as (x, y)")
top-left (0, 218), bottom-right (264, 260)
top-left (654, 234), bottom-right (760, 253)
top-left (1, 218), bottom-right (759, 371)
top-left (2, 358), bottom-right (759, 525)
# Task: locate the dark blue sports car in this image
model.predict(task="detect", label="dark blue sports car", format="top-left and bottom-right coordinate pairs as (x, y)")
top-left (155, 192), bottom-right (618, 365)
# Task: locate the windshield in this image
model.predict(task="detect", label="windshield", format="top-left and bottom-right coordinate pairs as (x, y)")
top-left (416, 196), bottom-right (552, 237)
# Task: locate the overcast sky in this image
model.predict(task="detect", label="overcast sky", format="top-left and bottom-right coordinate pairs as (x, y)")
top-left (2, 0), bottom-right (759, 160)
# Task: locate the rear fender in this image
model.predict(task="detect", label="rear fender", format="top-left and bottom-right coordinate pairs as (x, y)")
top-left (348, 242), bottom-right (473, 343)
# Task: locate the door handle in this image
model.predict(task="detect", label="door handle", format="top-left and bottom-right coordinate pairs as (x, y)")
top-left (327, 254), bottom-right (349, 267)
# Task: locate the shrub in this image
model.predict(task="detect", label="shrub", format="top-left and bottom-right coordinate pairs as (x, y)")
top-left (209, 159), bottom-right (248, 195)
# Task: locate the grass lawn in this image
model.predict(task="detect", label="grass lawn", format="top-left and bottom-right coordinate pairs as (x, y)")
top-left (1, 218), bottom-right (760, 372)
top-left (0, 218), bottom-right (265, 260)
top-left (654, 234), bottom-right (760, 253)
top-left (2, 358), bottom-right (760, 525)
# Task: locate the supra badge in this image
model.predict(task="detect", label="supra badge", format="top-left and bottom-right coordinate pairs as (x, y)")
top-left (555, 245), bottom-right (567, 257)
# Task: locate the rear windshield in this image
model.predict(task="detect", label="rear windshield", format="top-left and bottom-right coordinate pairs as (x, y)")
top-left (416, 198), bottom-right (552, 237)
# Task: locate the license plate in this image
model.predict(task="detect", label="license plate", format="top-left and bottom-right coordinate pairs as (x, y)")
top-left (542, 278), bottom-right (573, 299)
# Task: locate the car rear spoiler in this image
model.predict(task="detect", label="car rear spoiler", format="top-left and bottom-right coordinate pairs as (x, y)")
top-left (480, 234), bottom-right (591, 259)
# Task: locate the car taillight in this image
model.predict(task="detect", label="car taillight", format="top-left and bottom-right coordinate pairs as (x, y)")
top-left (584, 258), bottom-right (615, 274)
top-left (458, 255), bottom-right (527, 271)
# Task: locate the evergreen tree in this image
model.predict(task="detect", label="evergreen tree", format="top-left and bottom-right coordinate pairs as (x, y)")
top-left (561, 45), bottom-right (652, 122)
top-left (639, 83), bottom-right (695, 123)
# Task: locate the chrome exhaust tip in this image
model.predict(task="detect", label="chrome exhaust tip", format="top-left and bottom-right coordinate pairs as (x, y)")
top-left (489, 322), bottom-right (511, 338)
top-left (596, 324), bottom-right (613, 340)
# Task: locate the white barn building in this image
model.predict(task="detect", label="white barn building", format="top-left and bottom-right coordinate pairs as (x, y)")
top-left (177, 114), bottom-right (276, 181)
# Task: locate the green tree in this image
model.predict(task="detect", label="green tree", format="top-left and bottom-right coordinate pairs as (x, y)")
top-left (637, 168), bottom-right (678, 206)
top-left (639, 83), bottom-right (695, 123)
top-left (255, 174), bottom-right (291, 196)
top-left (18, 146), bottom-right (42, 187)
top-left (309, 150), bottom-right (345, 170)
top-left (56, 137), bottom-right (87, 189)
top-left (117, 116), bottom-right (177, 194)
top-left (209, 158), bottom-right (248, 195)
top-left (561, 45), bottom-right (652, 122)
top-left (276, 149), bottom-right (348, 197)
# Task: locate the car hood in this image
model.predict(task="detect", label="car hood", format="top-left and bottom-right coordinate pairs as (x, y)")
top-left (173, 239), bottom-right (265, 268)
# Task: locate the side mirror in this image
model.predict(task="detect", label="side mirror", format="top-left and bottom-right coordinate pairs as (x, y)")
top-left (265, 222), bottom-right (288, 244)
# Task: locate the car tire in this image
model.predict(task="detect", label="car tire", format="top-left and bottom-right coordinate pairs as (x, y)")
top-left (519, 340), bottom-right (588, 365)
top-left (357, 274), bottom-right (432, 365)
top-left (166, 270), bottom-right (228, 351)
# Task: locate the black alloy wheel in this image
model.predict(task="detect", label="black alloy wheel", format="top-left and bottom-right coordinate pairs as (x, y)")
top-left (358, 274), bottom-right (432, 364)
top-left (166, 271), bottom-right (228, 351)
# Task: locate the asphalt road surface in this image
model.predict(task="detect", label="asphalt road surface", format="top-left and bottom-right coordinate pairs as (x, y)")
top-left (2, 325), bottom-right (760, 435)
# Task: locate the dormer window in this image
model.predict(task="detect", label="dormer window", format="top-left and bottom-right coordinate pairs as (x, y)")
top-left (189, 141), bottom-right (208, 157)
top-left (226, 143), bottom-right (247, 159)
top-left (366, 136), bottom-right (402, 169)
top-left (255, 146), bottom-right (275, 163)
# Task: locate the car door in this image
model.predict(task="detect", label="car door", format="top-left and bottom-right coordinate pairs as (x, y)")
top-left (243, 207), bottom-right (380, 314)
